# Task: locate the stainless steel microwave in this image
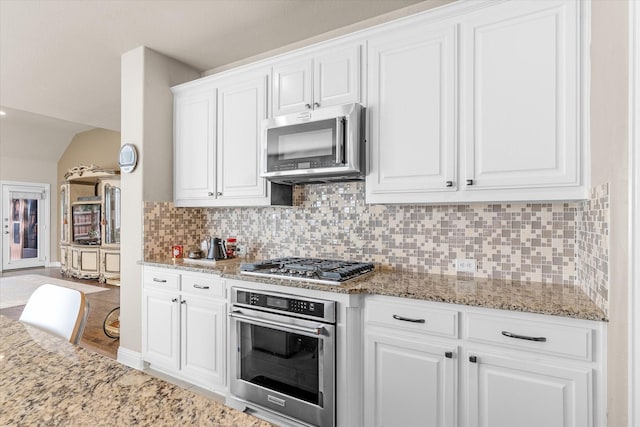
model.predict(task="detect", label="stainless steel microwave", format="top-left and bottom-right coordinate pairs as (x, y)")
top-left (261, 103), bottom-right (365, 184)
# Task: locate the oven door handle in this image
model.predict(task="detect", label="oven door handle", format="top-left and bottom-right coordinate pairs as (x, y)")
top-left (229, 311), bottom-right (325, 336)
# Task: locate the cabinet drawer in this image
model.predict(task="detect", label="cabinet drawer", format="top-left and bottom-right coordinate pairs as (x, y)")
top-left (366, 299), bottom-right (458, 338)
top-left (144, 268), bottom-right (180, 291)
top-left (464, 312), bottom-right (593, 361)
top-left (181, 273), bottom-right (225, 299)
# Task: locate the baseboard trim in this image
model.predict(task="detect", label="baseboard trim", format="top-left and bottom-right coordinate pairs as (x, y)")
top-left (46, 261), bottom-right (61, 268)
top-left (117, 347), bottom-right (144, 370)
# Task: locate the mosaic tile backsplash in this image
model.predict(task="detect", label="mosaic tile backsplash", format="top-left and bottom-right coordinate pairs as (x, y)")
top-left (143, 182), bottom-right (610, 313)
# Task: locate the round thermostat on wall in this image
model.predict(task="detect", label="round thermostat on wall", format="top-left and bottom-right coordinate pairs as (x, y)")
top-left (119, 143), bottom-right (138, 173)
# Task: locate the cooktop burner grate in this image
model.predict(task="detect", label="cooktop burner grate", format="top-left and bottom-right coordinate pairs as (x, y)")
top-left (240, 257), bottom-right (375, 285)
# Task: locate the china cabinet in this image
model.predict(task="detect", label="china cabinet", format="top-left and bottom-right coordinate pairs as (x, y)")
top-left (59, 165), bottom-right (121, 284)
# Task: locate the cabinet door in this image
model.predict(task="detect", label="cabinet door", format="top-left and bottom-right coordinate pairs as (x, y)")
top-left (100, 179), bottom-right (120, 247)
top-left (367, 23), bottom-right (457, 203)
top-left (314, 44), bottom-right (361, 109)
top-left (174, 87), bottom-right (217, 205)
top-left (79, 248), bottom-right (99, 274)
top-left (364, 330), bottom-right (457, 427)
top-left (60, 184), bottom-right (70, 244)
top-left (460, 1), bottom-right (580, 190)
top-left (217, 74), bottom-right (268, 200)
top-left (272, 59), bottom-right (313, 116)
top-left (466, 351), bottom-right (591, 427)
top-left (143, 289), bottom-right (180, 371)
top-left (180, 297), bottom-right (226, 388)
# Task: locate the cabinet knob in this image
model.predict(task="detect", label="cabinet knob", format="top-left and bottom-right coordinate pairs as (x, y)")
top-left (180, 300), bottom-right (186, 305)
top-left (216, 191), bottom-right (223, 196)
top-left (305, 103), bottom-right (312, 109)
top-left (208, 192), bottom-right (214, 197)
top-left (171, 298), bottom-right (178, 303)
top-left (313, 102), bottom-right (320, 109)
top-left (469, 355), bottom-right (477, 363)
top-left (445, 351), bottom-right (453, 359)
top-left (445, 181), bottom-right (453, 187)
top-left (466, 179), bottom-right (474, 186)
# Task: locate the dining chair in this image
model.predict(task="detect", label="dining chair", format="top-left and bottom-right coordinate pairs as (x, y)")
top-left (19, 284), bottom-right (90, 344)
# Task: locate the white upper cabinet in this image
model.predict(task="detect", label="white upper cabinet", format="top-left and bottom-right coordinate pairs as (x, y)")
top-left (367, 22), bottom-right (458, 203)
top-left (367, 0), bottom-right (587, 204)
top-left (272, 43), bottom-right (361, 116)
top-left (216, 73), bottom-right (268, 201)
top-left (173, 72), bottom-right (291, 207)
top-left (174, 86), bottom-right (217, 205)
top-left (460, 0), bottom-right (581, 194)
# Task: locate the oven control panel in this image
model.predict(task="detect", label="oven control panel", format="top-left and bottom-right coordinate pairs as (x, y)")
top-left (235, 289), bottom-right (330, 320)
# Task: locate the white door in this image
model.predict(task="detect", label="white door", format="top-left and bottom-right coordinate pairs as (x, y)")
top-left (272, 58), bottom-right (314, 116)
top-left (366, 22), bottom-right (457, 203)
top-left (217, 73), bottom-right (267, 200)
top-left (142, 288), bottom-right (180, 371)
top-left (364, 331), bottom-right (457, 427)
top-left (1, 181), bottom-right (50, 271)
top-left (180, 297), bottom-right (226, 387)
top-left (466, 351), bottom-right (592, 427)
top-left (173, 87), bottom-right (217, 205)
top-left (460, 0), bottom-right (580, 190)
top-left (314, 44), bottom-right (361, 109)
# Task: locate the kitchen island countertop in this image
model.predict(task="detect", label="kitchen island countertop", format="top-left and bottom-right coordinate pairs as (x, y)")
top-left (142, 257), bottom-right (607, 322)
top-left (0, 315), bottom-right (271, 426)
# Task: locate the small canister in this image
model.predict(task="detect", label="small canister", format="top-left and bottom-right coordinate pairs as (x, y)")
top-left (226, 238), bottom-right (237, 258)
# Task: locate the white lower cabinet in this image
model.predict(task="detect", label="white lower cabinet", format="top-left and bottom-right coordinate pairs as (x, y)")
top-left (364, 297), bottom-right (459, 427)
top-left (142, 267), bottom-right (226, 393)
top-left (363, 296), bottom-right (605, 427)
top-left (364, 331), bottom-right (457, 427)
top-left (465, 350), bottom-right (591, 427)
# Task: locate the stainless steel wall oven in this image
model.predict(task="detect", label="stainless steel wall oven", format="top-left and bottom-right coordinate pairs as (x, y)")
top-left (229, 288), bottom-right (336, 427)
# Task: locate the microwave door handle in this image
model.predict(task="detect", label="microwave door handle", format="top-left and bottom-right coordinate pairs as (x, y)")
top-left (229, 310), bottom-right (324, 335)
top-left (336, 117), bottom-right (345, 164)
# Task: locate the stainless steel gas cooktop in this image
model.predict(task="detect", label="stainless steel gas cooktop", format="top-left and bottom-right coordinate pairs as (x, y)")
top-left (239, 257), bottom-right (375, 285)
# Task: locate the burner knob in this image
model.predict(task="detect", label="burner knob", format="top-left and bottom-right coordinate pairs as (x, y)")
top-left (306, 271), bottom-right (315, 277)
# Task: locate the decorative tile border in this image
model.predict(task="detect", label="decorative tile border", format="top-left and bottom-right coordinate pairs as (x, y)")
top-left (143, 182), bottom-right (609, 313)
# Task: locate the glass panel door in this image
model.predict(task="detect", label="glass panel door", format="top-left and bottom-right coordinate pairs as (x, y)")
top-left (2, 182), bottom-right (49, 271)
top-left (103, 183), bottom-right (120, 245)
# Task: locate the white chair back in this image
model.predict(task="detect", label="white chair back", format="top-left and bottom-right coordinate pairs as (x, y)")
top-left (19, 284), bottom-right (89, 344)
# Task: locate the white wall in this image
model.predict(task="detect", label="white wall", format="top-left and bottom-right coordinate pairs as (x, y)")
top-left (119, 46), bottom-right (198, 362)
top-left (591, 2), bottom-right (629, 425)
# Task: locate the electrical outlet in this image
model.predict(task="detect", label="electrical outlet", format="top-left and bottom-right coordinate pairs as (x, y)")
top-left (455, 258), bottom-right (477, 273)
top-left (235, 245), bottom-right (247, 257)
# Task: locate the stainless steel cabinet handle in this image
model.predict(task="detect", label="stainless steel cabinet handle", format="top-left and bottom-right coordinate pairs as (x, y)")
top-left (216, 192), bottom-right (222, 196)
top-left (501, 330), bottom-right (547, 342)
top-left (305, 103), bottom-right (312, 109)
top-left (313, 102), bottom-right (320, 109)
top-left (392, 314), bottom-right (426, 324)
top-left (229, 311), bottom-right (324, 335)
top-left (193, 284), bottom-right (210, 290)
top-left (445, 181), bottom-right (453, 187)
top-left (153, 278), bottom-right (167, 283)
top-left (171, 298), bottom-right (178, 302)
top-left (181, 300), bottom-right (186, 305)
top-left (466, 179), bottom-right (474, 185)
top-left (208, 192), bottom-right (214, 196)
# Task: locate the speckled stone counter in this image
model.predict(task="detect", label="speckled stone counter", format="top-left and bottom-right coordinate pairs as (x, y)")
top-left (0, 315), bottom-right (271, 426)
top-left (142, 257), bottom-right (607, 321)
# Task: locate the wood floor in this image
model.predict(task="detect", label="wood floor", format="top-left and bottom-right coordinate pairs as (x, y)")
top-left (0, 267), bottom-right (120, 359)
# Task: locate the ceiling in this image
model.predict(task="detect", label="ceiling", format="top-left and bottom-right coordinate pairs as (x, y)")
top-left (0, 0), bottom-right (425, 140)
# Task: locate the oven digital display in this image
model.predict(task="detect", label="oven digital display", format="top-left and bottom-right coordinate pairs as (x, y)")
top-left (266, 296), bottom-right (288, 309)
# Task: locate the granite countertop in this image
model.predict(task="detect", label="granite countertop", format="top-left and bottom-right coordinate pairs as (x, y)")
top-left (0, 315), bottom-right (271, 426)
top-left (142, 257), bottom-right (607, 321)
